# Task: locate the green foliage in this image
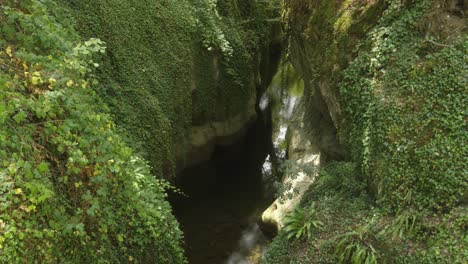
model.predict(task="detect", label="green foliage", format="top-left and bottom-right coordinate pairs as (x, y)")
top-left (57, 0), bottom-right (196, 175)
top-left (283, 202), bottom-right (323, 241)
top-left (339, 0), bottom-right (467, 212)
top-left (264, 0), bottom-right (466, 263)
top-left (334, 223), bottom-right (382, 264)
top-left (314, 161), bottom-right (366, 198)
top-left (194, 0), bottom-right (234, 57)
top-left (283, 0), bottom-right (467, 211)
top-left (383, 210), bottom-right (417, 241)
top-left (0, 1), bottom-right (185, 262)
top-left (393, 207), bottom-right (467, 264)
top-left (261, 234), bottom-right (290, 264)
top-left (57, 0), bottom-right (278, 176)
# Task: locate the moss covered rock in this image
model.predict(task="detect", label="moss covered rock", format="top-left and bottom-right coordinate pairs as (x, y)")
top-left (58, 0), bottom-right (281, 177)
top-left (262, 0), bottom-right (467, 263)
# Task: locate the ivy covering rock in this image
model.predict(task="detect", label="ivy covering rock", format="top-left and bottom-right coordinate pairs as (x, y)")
top-left (262, 0), bottom-right (467, 263)
top-left (0, 1), bottom-right (184, 262)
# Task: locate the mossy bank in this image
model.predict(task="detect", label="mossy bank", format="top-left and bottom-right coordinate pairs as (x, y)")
top-left (262, 0), bottom-right (467, 263)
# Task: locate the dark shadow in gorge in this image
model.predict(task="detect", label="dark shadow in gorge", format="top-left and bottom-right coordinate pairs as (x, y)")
top-left (170, 114), bottom-right (274, 264)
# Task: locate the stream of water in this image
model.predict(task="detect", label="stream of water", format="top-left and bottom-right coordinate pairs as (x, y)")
top-left (171, 117), bottom-right (274, 264)
top-left (171, 62), bottom-right (303, 263)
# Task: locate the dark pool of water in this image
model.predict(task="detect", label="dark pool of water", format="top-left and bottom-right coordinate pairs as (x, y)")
top-left (170, 119), bottom-right (274, 264)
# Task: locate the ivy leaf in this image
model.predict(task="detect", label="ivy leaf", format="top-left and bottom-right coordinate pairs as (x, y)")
top-left (13, 111), bottom-right (27, 123)
top-left (37, 162), bottom-right (49, 173)
top-left (0, 103), bottom-right (6, 124)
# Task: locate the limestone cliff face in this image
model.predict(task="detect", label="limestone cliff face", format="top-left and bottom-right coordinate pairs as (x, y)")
top-left (262, 0), bottom-right (383, 229)
top-left (284, 0), bottom-right (385, 133)
top-left (262, 99), bottom-right (323, 230)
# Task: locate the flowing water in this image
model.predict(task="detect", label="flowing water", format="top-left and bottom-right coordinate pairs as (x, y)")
top-left (171, 117), bottom-right (274, 264)
top-left (171, 62), bottom-right (303, 264)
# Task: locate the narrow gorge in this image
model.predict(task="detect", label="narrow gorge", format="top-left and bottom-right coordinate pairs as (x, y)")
top-left (1, 0), bottom-right (466, 264)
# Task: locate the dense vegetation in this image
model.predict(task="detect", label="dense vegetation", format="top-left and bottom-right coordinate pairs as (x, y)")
top-left (0, 1), bottom-right (184, 262)
top-left (1, 0), bottom-right (465, 263)
top-left (57, 0), bottom-right (278, 176)
top-left (263, 0), bottom-right (467, 263)
top-left (0, 0), bottom-right (278, 262)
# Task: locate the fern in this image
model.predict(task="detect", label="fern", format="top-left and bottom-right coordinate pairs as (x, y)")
top-left (384, 210), bottom-right (417, 240)
top-left (335, 223), bottom-right (383, 264)
top-left (283, 202), bottom-right (323, 240)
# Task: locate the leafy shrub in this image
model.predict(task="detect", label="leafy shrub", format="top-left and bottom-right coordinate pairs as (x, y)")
top-left (0, 1), bottom-right (185, 262)
top-left (283, 202), bottom-right (323, 241)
